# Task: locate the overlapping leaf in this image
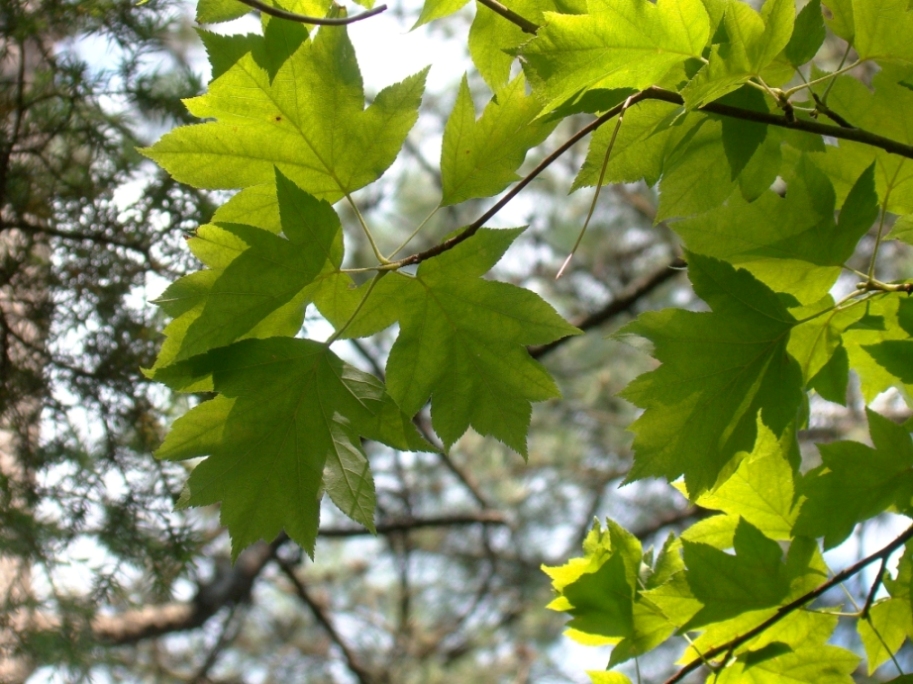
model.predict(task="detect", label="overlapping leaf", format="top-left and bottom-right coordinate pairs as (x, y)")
top-left (520, 0), bottom-right (710, 113)
top-left (796, 409), bottom-right (913, 548)
top-left (144, 24), bottom-right (427, 201)
top-left (689, 420), bottom-right (799, 540)
top-left (316, 228), bottom-right (579, 453)
top-left (157, 338), bottom-right (429, 557)
top-left (858, 599), bottom-right (912, 674)
top-left (681, 0), bottom-right (795, 108)
top-left (809, 68), bottom-right (913, 215)
top-left (469, 0), bottom-right (586, 90)
top-left (673, 159), bottom-right (876, 304)
top-left (544, 522), bottom-right (680, 665)
top-left (441, 75), bottom-right (555, 206)
top-left (843, 296), bottom-right (913, 402)
top-left (715, 644), bottom-right (858, 684)
top-left (150, 171), bottom-right (341, 379)
top-left (681, 518), bottom-right (790, 629)
top-left (619, 253), bottom-right (803, 495)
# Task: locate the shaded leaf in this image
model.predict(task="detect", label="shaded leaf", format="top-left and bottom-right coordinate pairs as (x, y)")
top-left (156, 338), bottom-right (429, 558)
top-left (619, 254), bottom-right (803, 495)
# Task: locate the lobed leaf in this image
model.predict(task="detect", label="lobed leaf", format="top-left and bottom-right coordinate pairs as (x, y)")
top-left (144, 25), bottom-right (428, 201)
top-left (157, 338), bottom-right (430, 558)
top-left (520, 0), bottom-right (710, 114)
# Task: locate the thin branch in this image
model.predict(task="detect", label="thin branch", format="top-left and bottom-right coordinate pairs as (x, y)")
top-left (397, 105), bottom-right (624, 269)
top-left (664, 524), bottom-right (913, 684)
top-left (650, 86), bottom-right (913, 158)
top-left (861, 556), bottom-right (888, 619)
top-left (318, 511), bottom-right (507, 537)
top-left (475, 0), bottom-right (539, 34)
top-left (811, 93), bottom-right (854, 129)
top-left (530, 259), bottom-right (684, 359)
top-left (396, 86), bottom-right (913, 271)
top-left (232, 0), bottom-right (387, 25)
top-left (189, 605), bottom-right (243, 684)
top-left (276, 559), bottom-right (376, 684)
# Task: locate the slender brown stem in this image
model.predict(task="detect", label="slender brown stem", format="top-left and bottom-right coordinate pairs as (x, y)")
top-left (475, 0), bottom-right (539, 34)
top-left (232, 0), bottom-right (387, 25)
top-left (397, 87), bottom-right (913, 271)
top-left (663, 525), bottom-right (913, 684)
top-left (277, 559), bottom-right (376, 684)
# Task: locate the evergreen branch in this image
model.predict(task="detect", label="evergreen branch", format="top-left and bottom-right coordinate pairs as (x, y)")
top-left (664, 524), bottom-right (913, 684)
top-left (475, 0), bottom-right (539, 34)
top-left (233, 0), bottom-right (387, 25)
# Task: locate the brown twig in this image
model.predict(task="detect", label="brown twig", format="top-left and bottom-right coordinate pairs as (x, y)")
top-left (475, 0), bottom-right (539, 34)
top-left (663, 525), bottom-right (913, 684)
top-left (318, 511), bottom-right (507, 537)
top-left (529, 259), bottom-right (684, 359)
top-left (232, 0), bottom-right (387, 25)
top-left (277, 559), bottom-right (376, 684)
top-left (397, 87), bottom-right (913, 271)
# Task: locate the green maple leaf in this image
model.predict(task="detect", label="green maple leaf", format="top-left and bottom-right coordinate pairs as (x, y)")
top-left (156, 337), bottom-right (429, 557)
top-left (821, 0), bottom-right (854, 41)
top-left (654, 108), bottom-right (787, 220)
top-left (619, 253), bottom-right (803, 495)
top-left (858, 599), bottom-right (912, 674)
top-left (854, 0), bottom-right (913, 66)
top-left (682, 518), bottom-right (790, 629)
top-left (144, 25), bottom-right (427, 201)
top-left (673, 160), bottom-right (876, 305)
top-left (809, 68), bottom-right (913, 215)
top-left (413, 0), bottom-right (470, 28)
top-left (150, 171), bottom-right (342, 375)
top-left (316, 229), bottom-right (578, 453)
top-left (716, 644), bottom-right (858, 684)
top-left (572, 99), bottom-right (682, 190)
top-left (440, 75), bottom-right (555, 206)
top-left (385, 229), bottom-right (579, 454)
top-left (682, 603), bottom-right (835, 666)
top-left (469, 0), bottom-right (586, 90)
top-left (548, 521), bottom-right (676, 662)
top-left (519, 0), bottom-right (710, 114)
top-left (788, 296), bottom-right (866, 394)
top-left (784, 0), bottom-right (826, 67)
top-left (795, 409), bottom-right (913, 548)
top-left (682, 0), bottom-right (795, 108)
top-left (691, 420), bottom-right (799, 540)
top-left (888, 214), bottom-right (913, 244)
top-left (843, 296), bottom-right (913, 401)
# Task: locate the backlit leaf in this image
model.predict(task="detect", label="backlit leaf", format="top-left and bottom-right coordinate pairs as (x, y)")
top-left (520, 0), bottom-right (709, 113)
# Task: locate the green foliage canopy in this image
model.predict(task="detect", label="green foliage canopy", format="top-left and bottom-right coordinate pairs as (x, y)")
top-left (145, 0), bottom-right (913, 679)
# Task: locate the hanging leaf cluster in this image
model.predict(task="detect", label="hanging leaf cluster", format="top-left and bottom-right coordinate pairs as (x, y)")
top-left (144, 0), bottom-right (913, 678)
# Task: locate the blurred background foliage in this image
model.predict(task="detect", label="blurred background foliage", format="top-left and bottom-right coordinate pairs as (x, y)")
top-left (0, 0), bottom-right (909, 682)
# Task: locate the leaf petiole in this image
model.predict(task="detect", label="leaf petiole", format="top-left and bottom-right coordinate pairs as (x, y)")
top-left (557, 94), bottom-right (635, 279)
top-left (388, 204), bottom-right (441, 259)
top-left (346, 192), bottom-right (390, 265)
top-left (326, 270), bottom-right (388, 344)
